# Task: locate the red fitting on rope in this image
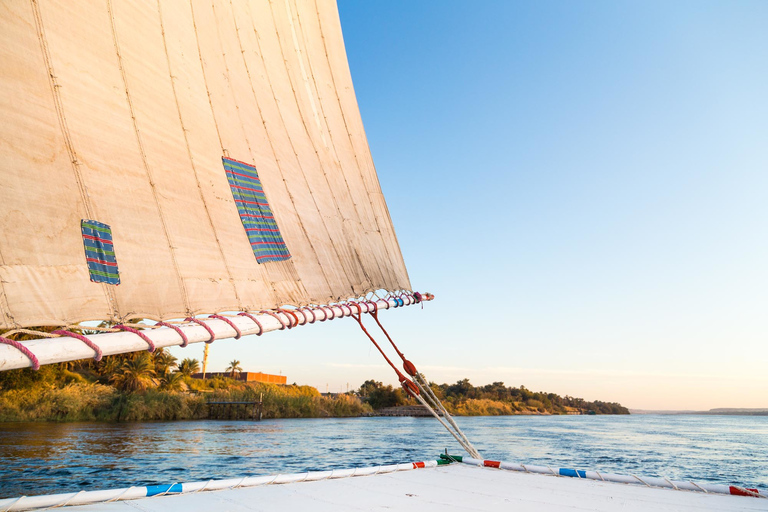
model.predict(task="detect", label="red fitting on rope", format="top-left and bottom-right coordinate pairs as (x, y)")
top-left (52, 330), bottom-right (102, 362)
top-left (0, 336), bottom-right (40, 370)
top-left (237, 312), bottom-right (263, 335)
top-left (260, 310), bottom-right (287, 330)
top-left (400, 376), bottom-right (420, 397)
top-left (276, 308), bottom-right (300, 328)
top-left (402, 359), bottom-right (418, 377)
top-left (365, 300), bottom-right (378, 314)
top-left (114, 324), bottom-right (156, 352)
top-left (156, 321), bottom-right (190, 347)
top-left (208, 314), bottom-right (242, 339)
top-left (184, 318), bottom-right (216, 344)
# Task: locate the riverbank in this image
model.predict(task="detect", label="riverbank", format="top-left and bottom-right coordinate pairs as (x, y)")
top-left (0, 381), bottom-right (368, 422)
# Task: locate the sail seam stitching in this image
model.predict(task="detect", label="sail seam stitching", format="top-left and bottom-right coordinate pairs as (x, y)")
top-left (107, 0), bottom-right (191, 315)
top-left (29, 0), bottom-right (117, 320)
top-left (228, 0), bottom-right (325, 301)
top-left (293, 0), bottom-right (392, 288)
top-left (267, 0), bottom-right (362, 295)
top-left (313, 0), bottom-right (408, 289)
top-left (208, 0), bottom-right (279, 306)
top-left (242, 0), bottom-right (341, 301)
top-left (173, 0), bottom-right (244, 308)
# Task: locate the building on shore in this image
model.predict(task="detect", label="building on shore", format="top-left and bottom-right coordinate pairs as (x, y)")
top-left (192, 372), bottom-right (286, 384)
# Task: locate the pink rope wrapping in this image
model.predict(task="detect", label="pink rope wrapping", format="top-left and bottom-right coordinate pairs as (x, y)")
top-left (114, 325), bottom-right (156, 353)
top-left (339, 304), bottom-right (352, 317)
top-left (208, 314), bottom-right (242, 339)
top-left (366, 300), bottom-right (379, 314)
top-left (51, 330), bottom-right (102, 361)
top-left (296, 307), bottom-right (313, 324)
top-left (277, 308), bottom-right (299, 328)
top-left (0, 336), bottom-right (40, 370)
top-left (156, 321), bottom-right (189, 348)
top-left (312, 306), bottom-right (328, 321)
top-left (324, 306), bottom-right (336, 320)
top-left (259, 310), bottom-right (287, 330)
top-left (184, 318), bottom-right (216, 343)
top-left (237, 312), bottom-right (263, 335)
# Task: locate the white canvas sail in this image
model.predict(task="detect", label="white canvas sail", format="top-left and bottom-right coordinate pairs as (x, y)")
top-left (0, 0), bottom-right (410, 330)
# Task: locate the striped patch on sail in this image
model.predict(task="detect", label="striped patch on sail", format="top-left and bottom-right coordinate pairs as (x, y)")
top-left (81, 220), bottom-right (120, 285)
top-left (223, 157), bottom-right (291, 263)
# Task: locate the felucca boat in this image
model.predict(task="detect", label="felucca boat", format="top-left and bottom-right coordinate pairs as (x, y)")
top-left (0, 1), bottom-right (764, 510)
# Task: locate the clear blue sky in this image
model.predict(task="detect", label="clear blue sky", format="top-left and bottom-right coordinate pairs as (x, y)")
top-left (198, 0), bottom-right (767, 410)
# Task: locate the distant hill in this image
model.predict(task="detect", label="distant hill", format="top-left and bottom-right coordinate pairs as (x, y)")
top-left (630, 408), bottom-right (768, 416)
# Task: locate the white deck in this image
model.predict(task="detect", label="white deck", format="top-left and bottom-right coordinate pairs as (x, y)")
top-left (58, 463), bottom-right (766, 512)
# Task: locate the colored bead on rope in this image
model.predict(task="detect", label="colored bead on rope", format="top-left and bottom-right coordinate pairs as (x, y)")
top-left (114, 324), bottom-right (156, 352)
top-left (237, 312), bottom-right (263, 335)
top-left (208, 314), bottom-right (242, 339)
top-left (156, 321), bottom-right (189, 348)
top-left (184, 318), bottom-right (216, 344)
top-left (0, 336), bottom-right (40, 370)
top-left (51, 330), bottom-right (102, 361)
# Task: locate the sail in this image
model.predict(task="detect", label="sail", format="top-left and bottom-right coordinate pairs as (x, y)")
top-left (0, 0), bottom-right (410, 329)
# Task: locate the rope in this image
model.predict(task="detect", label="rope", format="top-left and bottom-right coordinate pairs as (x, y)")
top-left (0, 328), bottom-right (59, 339)
top-left (156, 321), bottom-right (189, 348)
top-left (350, 300), bottom-right (482, 459)
top-left (347, 299), bottom-right (482, 459)
top-left (184, 318), bottom-right (215, 343)
top-left (348, 303), bottom-right (418, 396)
top-left (237, 312), bottom-right (263, 335)
top-left (276, 308), bottom-right (300, 328)
top-left (208, 314), bottom-right (241, 339)
top-left (114, 325), bottom-right (156, 352)
top-left (413, 373), bottom-right (481, 458)
top-left (0, 336), bottom-right (39, 370)
top-left (51, 330), bottom-right (102, 361)
top-left (259, 310), bottom-right (287, 330)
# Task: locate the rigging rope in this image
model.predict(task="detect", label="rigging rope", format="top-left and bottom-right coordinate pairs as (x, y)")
top-left (350, 299), bottom-right (481, 459)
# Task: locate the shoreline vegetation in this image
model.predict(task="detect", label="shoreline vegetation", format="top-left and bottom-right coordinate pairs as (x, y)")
top-left (0, 350), bottom-right (629, 422)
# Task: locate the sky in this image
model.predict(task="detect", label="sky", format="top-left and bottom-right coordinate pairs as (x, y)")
top-left (188, 0), bottom-right (767, 411)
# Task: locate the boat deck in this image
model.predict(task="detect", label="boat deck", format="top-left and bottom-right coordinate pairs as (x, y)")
top-left (53, 463), bottom-right (765, 512)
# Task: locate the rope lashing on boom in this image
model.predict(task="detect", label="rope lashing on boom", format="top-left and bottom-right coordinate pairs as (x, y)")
top-left (208, 315), bottom-right (241, 339)
top-left (0, 336), bottom-right (40, 370)
top-left (114, 324), bottom-right (156, 353)
top-left (156, 321), bottom-right (189, 347)
top-left (349, 301), bottom-right (481, 459)
top-left (237, 312), bottom-right (263, 335)
top-left (184, 318), bottom-right (215, 344)
top-left (51, 330), bottom-right (102, 362)
top-left (259, 310), bottom-right (287, 330)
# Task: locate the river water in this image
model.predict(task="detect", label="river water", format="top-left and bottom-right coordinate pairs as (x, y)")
top-left (1, 415), bottom-right (766, 498)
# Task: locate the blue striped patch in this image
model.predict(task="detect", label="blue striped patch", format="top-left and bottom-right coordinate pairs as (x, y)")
top-left (223, 157), bottom-right (290, 263)
top-left (81, 220), bottom-right (120, 285)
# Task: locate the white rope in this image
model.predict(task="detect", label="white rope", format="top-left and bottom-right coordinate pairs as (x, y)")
top-left (413, 373), bottom-right (482, 459)
top-left (412, 392), bottom-right (478, 457)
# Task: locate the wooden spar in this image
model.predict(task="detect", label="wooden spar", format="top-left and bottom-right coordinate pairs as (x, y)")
top-left (0, 295), bottom-right (429, 371)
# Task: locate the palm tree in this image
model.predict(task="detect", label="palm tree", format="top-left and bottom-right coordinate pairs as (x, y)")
top-left (225, 359), bottom-right (243, 379)
top-left (159, 371), bottom-right (184, 391)
top-left (178, 358), bottom-right (200, 377)
top-left (152, 348), bottom-right (178, 375)
top-left (111, 352), bottom-right (156, 392)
